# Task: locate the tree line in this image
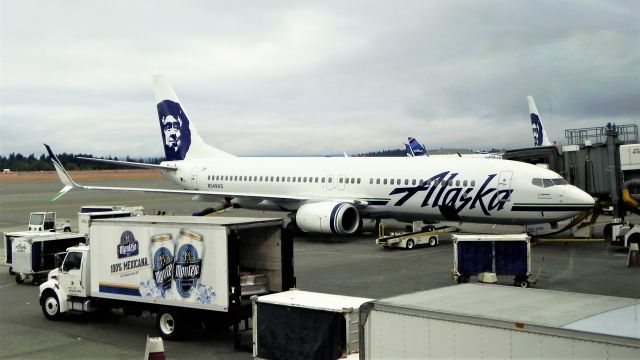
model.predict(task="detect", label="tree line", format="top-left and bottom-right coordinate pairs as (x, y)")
top-left (0, 153), bottom-right (162, 171)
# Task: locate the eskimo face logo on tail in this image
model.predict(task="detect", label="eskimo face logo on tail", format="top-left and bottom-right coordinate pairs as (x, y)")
top-left (157, 100), bottom-right (191, 160)
top-left (530, 113), bottom-right (544, 146)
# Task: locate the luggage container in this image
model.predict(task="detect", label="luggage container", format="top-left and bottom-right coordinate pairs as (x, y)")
top-left (11, 232), bottom-right (86, 285)
top-left (359, 284), bottom-right (640, 359)
top-left (452, 233), bottom-right (535, 287)
top-left (253, 289), bottom-right (372, 360)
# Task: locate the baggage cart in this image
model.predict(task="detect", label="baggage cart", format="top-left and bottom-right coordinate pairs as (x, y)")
top-left (452, 233), bottom-right (535, 287)
top-left (12, 232), bottom-right (86, 285)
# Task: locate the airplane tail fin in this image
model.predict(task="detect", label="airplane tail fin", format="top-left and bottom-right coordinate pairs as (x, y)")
top-left (44, 144), bottom-right (80, 201)
top-left (408, 137), bottom-right (429, 157)
top-left (527, 96), bottom-right (552, 147)
top-left (153, 75), bottom-right (234, 160)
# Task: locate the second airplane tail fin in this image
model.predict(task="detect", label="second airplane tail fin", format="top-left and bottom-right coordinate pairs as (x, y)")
top-left (527, 96), bottom-right (553, 147)
top-left (407, 137), bottom-right (428, 157)
top-left (153, 75), bottom-right (234, 160)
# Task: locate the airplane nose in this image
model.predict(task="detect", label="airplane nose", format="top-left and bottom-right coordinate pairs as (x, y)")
top-left (567, 186), bottom-right (595, 208)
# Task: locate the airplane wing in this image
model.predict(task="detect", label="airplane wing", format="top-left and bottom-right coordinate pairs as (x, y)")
top-left (46, 144), bottom-right (372, 206)
top-left (76, 157), bottom-right (178, 171)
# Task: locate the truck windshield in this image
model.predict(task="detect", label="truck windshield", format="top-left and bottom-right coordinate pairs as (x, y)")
top-left (62, 252), bottom-right (83, 272)
top-left (29, 213), bottom-right (44, 226)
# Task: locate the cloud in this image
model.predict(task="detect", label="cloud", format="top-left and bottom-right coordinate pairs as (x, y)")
top-left (1, 1), bottom-right (638, 157)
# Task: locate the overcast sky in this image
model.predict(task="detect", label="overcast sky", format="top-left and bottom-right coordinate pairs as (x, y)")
top-left (1, 1), bottom-right (638, 157)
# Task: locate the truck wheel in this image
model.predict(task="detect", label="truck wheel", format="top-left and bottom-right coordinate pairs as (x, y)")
top-left (41, 291), bottom-right (63, 320)
top-left (156, 308), bottom-right (183, 341)
top-left (64, 227), bottom-right (71, 232)
top-left (405, 239), bottom-right (415, 249)
top-left (8, 267), bottom-right (15, 275)
top-left (428, 236), bottom-right (438, 247)
top-left (15, 275), bottom-right (24, 284)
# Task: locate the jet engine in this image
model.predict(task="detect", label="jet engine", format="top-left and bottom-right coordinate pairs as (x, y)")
top-left (295, 202), bottom-right (361, 235)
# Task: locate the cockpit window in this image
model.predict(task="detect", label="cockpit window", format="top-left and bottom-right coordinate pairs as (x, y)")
top-left (552, 178), bottom-right (568, 185)
top-left (532, 177), bottom-right (569, 188)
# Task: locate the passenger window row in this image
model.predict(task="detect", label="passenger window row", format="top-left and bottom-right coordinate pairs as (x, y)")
top-left (369, 178), bottom-right (476, 187)
top-left (205, 174), bottom-right (480, 188)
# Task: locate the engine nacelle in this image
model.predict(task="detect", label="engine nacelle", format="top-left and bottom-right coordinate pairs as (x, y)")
top-left (295, 202), bottom-right (361, 235)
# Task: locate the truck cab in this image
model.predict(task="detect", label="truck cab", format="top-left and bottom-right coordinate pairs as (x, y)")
top-left (40, 244), bottom-right (91, 320)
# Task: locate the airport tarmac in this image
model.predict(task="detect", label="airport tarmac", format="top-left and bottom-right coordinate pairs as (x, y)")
top-left (1, 176), bottom-right (639, 359)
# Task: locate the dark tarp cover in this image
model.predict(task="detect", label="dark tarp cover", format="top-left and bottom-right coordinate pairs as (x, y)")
top-left (457, 242), bottom-right (493, 275)
top-left (257, 303), bottom-right (346, 360)
top-left (494, 241), bottom-right (527, 275)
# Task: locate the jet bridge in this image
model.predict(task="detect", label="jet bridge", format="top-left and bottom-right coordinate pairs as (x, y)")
top-left (503, 123), bottom-right (639, 218)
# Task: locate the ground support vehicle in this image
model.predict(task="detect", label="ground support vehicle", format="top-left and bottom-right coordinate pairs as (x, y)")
top-left (38, 216), bottom-right (295, 342)
top-left (252, 289), bottom-right (372, 360)
top-left (11, 232), bottom-right (86, 285)
top-left (452, 233), bottom-right (535, 287)
top-left (609, 219), bottom-right (640, 248)
top-left (375, 222), bottom-right (453, 249)
top-left (359, 284), bottom-right (640, 359)
top-left (27, 211), bottom-right (71, 232)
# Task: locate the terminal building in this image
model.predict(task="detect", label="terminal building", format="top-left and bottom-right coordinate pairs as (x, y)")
top-left (502, 123), bottom-right (639, 217)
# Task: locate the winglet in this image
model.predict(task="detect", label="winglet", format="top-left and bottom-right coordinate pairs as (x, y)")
top-left (44, 144), bottom-right (80, 201)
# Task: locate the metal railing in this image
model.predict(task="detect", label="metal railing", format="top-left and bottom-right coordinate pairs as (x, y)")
top-left (565, 124), bottom-right (638, 145)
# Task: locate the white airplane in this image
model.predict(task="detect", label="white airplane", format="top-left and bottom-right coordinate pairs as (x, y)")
top-left (528, 95), bottom-right (553, 147)
top-left (44, 75), bottom-right (594, 235)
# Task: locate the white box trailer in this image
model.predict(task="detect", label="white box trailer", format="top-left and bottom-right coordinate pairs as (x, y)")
top-left (359, 284), bottom-right (640, 359)
top-left (77, 210), bottom-right (136, 237)
top-left (4, 231), bottom-right (72, 274)
top-left (11, 232), bottom-right (86, 285)
top-left (253, 289), bottom-right (372, 360)
top-left (38, 216), bottom-right (295, 341)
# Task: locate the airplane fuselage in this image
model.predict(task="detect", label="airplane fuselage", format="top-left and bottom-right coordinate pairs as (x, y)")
top-left (161, 156), bottom-right (593, 225)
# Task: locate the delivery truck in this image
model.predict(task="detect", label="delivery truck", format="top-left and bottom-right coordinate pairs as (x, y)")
top-left (359, 285), bottom-right (640, 359)
top-left (38, 216), bottom-right (295, 341)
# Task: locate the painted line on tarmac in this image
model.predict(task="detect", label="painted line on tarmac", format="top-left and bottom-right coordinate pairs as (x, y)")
top-left (533, 238), bottom-right (605, 244)
top-left (0, 283), bottom-right (16, 289)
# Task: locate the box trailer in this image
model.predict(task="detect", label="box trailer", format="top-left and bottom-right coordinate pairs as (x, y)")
top-left (253, 289), bottom-right (372, 360)
top-left (38, 216), bottom-right (295, 341)
top-left (359, 284), bottom-right (640, 359)
top-left (77, 210), bottom-right (136, 237)
top-left (452, 233), bottom-right (534, 287)
top-left (4, 231), bottom-right (67, 274)
top-left (11, 232), bottom-right (86, 285)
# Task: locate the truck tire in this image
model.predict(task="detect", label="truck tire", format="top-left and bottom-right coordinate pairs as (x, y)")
top-left (8, 266), bottom-right (15, 275)
top-left (41, 290), bottom-right (63, 320)
top-left (405, 239), bottom-right (415, 250)
top-left (156, 308), bottom-right (184, 341)
top-left (15, 275), bottom-right (24, 284)
top-left (64, 227), bottom-right (71, 232)
top-left (428, 236), bottom-right (438, 247)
